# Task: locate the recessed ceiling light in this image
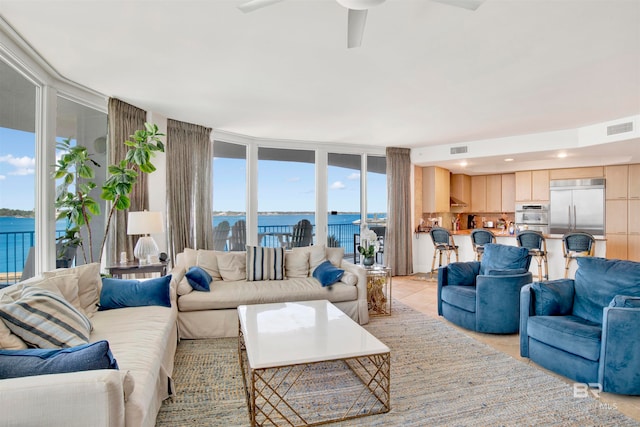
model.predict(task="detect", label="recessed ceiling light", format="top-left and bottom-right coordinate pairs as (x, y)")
top-left (460, 160), bottom-right (468, 167)
top-left (504, 158), bottom-right (514, 162)
top-left (557, 152), bottom-right (567, 158)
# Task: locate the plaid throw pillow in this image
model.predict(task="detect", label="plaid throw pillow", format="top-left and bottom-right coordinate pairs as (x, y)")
top-left (246, 246), bottom-right (285, 281)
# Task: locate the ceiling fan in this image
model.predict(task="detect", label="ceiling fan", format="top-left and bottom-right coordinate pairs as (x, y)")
top-left (237, 0), bottom-right (485, 48)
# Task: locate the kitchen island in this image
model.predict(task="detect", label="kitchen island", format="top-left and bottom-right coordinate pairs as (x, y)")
top-left (413, 229), bottom-right (606, 280)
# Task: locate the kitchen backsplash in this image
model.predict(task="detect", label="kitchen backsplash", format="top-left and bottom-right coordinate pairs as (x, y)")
top-left (421, 212), bottom-right (515, 231)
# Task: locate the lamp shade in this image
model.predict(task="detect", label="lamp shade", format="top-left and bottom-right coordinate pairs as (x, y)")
top-left (127, 211), bottom-right (164, 235)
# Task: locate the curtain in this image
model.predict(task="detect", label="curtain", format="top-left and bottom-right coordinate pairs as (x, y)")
top-left (107, 98), bottom-right (147, 266)
top-left (166, 119), bottom-right (213, 261)
top-left (386, 147), bottom-right (413, 276)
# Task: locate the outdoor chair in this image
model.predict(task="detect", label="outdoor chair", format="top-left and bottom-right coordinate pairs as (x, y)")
top-left (290, 219), bottom-right (313, 248)
top-left (213, 221), bottom-right (230, 251)
top-left (229, 220), bottom-right (246, 251)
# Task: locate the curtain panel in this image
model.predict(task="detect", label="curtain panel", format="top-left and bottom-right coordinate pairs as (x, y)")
top-left (166, 119), bottom-right (213, 261)
top-left (107, 98), bottom-right (147, 266)
top-left (386, 147), bottom-right (413, 276)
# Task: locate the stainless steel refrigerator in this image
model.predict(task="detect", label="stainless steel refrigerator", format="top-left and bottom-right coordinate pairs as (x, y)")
top-left (549, 178), bottom-right (605, 236)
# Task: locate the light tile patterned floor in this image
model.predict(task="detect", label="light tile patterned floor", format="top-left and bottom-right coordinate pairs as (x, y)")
top-left (393, 275), bottom-right (640, 422)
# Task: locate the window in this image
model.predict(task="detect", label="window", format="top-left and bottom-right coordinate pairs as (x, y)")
top-left (327, 153), bottom-right (361, 257)
top-left (258, 147), bottom-right (315, 248)
top-left (213, 141), bottom-right (247, 251)
top-left (0, 60), bottom-right (37, 283)
top-left (366, 155), bottom-right (387, 264)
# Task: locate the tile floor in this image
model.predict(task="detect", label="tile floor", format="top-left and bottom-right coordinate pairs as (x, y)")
top-left (392, 275), bottom-right (640, 422)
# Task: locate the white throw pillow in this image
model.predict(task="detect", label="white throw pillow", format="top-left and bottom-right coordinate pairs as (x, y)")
top-left (308, 244), bottom-right (327, 274)
top-left (36, 274), bottom-right (82, 313)
top-left (0, 318), bottom-right (27, 350)
top-left (181, 248), bottom-right (198, 268)
top-left (341, 271), bottom-right (358, 286)
top-left (326, 247), bottom-right (344, 267)
top-left (217, 252), bottom-right (247, 281)
top-left (177, 276), bottom-right (194, 296)
top-left (285, 247), bottom-right (309, 278)
top-left (43, 263), bottom-right (101, 317)
top-left (196, 249), bottom-right (223, 280)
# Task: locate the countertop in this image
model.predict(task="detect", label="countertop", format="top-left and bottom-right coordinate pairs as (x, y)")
top-left (415, 229), bottom-right (606, 240)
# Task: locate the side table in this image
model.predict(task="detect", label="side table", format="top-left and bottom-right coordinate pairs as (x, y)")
top-left (365, 265), bottom-right (392, 316)
top-left (107, 260), bottom-right (169, 279)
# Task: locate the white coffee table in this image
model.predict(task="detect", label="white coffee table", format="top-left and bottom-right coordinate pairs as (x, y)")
top-left (238, 300), bottom-right (390, 426)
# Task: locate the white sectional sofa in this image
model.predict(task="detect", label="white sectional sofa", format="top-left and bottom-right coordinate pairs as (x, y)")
top-left (0, 263), bottom-right (178, 427)
top-left (173, 245), bottom-right (369, 339)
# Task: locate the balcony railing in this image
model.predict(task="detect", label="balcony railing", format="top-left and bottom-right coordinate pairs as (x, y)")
top-left (0, 230), bottom-right (65, 286)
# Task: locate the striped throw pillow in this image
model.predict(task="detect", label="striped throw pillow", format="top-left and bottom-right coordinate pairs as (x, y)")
top-left (246, 246), bottom-right (285, 281)
top-left (0, 286), bottom-right (92, 349)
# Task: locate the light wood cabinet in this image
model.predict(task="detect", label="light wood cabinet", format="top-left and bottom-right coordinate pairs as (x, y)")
top-left (486, 175), bottom-right (502, 212)
top-left (422, 166), bottom-right (450, 213)
top-left (606, 234), bottom-right (628, 260)
top-left (605, 165), bottom-right (628, 200)
top-left (531, 170), bottom-right (549, 201)
top-left (471, 175), bottom-right (487, 212)
top-left (450, 174), bottom-right (471, 206)
top-left (629, 164), bottom-right (640, 199)
top-left (628, 235), bottom-right (640, 262)
top-left (549, 166), bottom-right (604, 180)
top-left (606, 200), bottom-right (628, 234)
top-left (629, 200), bottom-right (640, 233)
top-left (501, 173), bottom-right (515, 212)
top-left (515, 171), bottom-right (532, 201)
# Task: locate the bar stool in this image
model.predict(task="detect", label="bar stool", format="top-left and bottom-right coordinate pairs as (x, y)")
top-left (470, 228), bottom-right (496, 261)
top-left (562, 232), bottom-right (596, 278)
top-left (429, 227), bottom-right (459, 278)
top-left (516, 230), bottom-right (548, 281)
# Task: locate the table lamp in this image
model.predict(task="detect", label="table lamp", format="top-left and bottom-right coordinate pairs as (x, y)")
top-left (127, 211), bottom-right (164, 264)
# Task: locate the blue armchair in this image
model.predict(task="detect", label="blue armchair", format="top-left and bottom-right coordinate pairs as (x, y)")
top-left (437, 243), bottom-right (533, 334)
top-left (520, 256), bottom-right (640, 395)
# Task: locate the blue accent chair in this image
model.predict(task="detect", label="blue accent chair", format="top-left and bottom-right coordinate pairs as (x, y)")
top-left (437, 243), bottom-right (533, 334)
top-left (520, 256), bottom-right (640, 395)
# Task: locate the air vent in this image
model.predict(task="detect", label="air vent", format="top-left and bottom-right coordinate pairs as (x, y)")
top-left (607, 122), bottom-right (633, 136)
top-left (450, 146), bottom-right (468, 155)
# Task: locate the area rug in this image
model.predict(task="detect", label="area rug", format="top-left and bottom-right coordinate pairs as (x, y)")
top-left (156, 302), bottom-right (639, 426)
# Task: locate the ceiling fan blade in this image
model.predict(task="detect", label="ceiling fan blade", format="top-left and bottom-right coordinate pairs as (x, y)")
top-left (431, 0), bottom-right (485, 11)
top-left (347, 9), bottom-right (368, 49)
top-left (238, 0), bottom-right (286, 13)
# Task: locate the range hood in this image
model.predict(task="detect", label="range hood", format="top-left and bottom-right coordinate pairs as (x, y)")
top-left (450, 196), bottom-right (468, 207)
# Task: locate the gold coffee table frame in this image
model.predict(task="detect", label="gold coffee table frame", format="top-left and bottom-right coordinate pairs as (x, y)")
top-left (237, 301), bottom-right (390, 427)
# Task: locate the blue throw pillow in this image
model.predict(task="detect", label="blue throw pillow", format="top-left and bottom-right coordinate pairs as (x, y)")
top-left (313, 260), bottom-right (344, 287)
top-left (532, 279), bottom-right (575, 316)
top-left (99, 275), bottom-right (172, 310)
top-left (0, 340), bottom-right (118, 379)
top-left (185, 266), bottom-right (212, 291)
top-left (446, 262), bottom-right (480, 286)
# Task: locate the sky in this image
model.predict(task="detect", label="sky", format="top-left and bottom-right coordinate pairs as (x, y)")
top-left (0, 125), bottom-right (387, 214)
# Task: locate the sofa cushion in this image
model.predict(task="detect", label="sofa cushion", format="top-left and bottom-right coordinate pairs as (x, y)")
top-left (308, 245), bottom-right (327, 273)
top-left (34, 274), bottom-right (82, 313)
top-left (43, 263), bottom-right (101, 317)
top-left (312, 260), bottom-right (344, 287)
top-left (480, 244), bottom-right (530, 275)
top-left (0, 316), bottom-right (27, 350)
top-left (532, 279), bottom-right (574, 316)
top-left (177, 277), bottom-right (357, 311)
top-left (446, 262), bottom-right (479, 286)
top-left (185, 267), bottom-right (212, 291)
top-left (326, 247), bottom-right (344, 267)
top-left (0, 287), bottom-right (92, 348)
top-left (573, 257), bottom-right (640, 324)
top-left (99, 276), bottom-right (172, 310)
top-left (341, 271), bottom-right (358, 286)
top-left (196, 249), bottom-right (223, 281)
top-left (0, 340), bottom-right (118, 379)
top-left (246, 246), bottom-right (285, 281)
top-left (609, 295), bottom-right (640, 308)
top-left (485, 267), bottom-right (528, 276)
top-left (440, 285), bottom-right (477, 313)
top-left (285, 247), bottom-right (309, 278)
top-left (217, 252), bottom-right (247, 281)
top-left (527, 315), bottom-right (602, 362)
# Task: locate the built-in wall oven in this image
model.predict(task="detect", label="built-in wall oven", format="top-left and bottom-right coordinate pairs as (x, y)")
top-left (515, 204), bottom-right (549, 233)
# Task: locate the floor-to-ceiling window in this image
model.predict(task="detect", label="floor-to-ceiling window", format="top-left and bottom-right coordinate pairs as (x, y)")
top-left (212, 141), bottom-right (247, 251)
top-left (258, 147), bottom-right (315, 248)
top-left (328, 153), bottom-right (361, 257)
top-left (366, 155), bottom-right (387, 264)
top-left (0, 60), bottom-right (37, 284)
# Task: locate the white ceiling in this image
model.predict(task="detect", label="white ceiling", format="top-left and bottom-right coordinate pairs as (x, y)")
top-left (1, 0), bottom-right (639, 172)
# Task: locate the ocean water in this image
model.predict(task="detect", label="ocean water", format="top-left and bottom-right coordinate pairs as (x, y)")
top-left (0, 213), bottom-right (384, 273)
